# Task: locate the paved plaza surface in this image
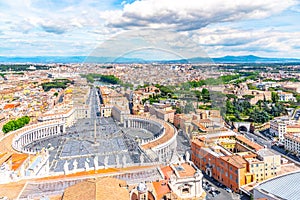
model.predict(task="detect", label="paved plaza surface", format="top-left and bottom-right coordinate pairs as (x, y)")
top-left (23, 87), bottom-right (191, 173)
top-left (24, 88), bottom-right (154, 173)
top-left (25, 117), bottom-right (153, 172)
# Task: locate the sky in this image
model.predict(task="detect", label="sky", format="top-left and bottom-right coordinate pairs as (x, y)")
top-left (1, 0), bottom-right (300, 58)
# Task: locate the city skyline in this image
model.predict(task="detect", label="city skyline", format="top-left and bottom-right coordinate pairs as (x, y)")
top-left (1, 0), bottom-right (300, 58)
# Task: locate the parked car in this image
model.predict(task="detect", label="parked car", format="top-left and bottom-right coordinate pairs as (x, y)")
top-left (225, 188), bottom-right (232, 193)
top-left (212, 191), bottom-right (219, 197)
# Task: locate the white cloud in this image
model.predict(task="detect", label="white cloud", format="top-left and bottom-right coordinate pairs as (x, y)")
top-left (192, 27), bottom-right (300, 57)
top-left (103, 0), bottom-right (297, 31)
top-left (0, 0), bottom-right (300, 57)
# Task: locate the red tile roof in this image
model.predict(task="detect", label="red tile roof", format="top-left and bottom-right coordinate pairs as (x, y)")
top-left (152, 180), bottom-right (170, 200)
top-left (11, 154), bottom-right (28, 170)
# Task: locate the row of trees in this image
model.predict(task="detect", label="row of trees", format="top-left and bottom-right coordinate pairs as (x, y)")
top-left (100, 75), bottom-right (121, 84)
top-left (2, 116), bottom-right (30, 134)
top-left (187, 74), bottom-right (241, 88)
top-left (193, 88), bottom-right (210, 103)
top-left (81, 73), bottom-right (121, 84)
top-left (41, 79), bottom-right (72, 92)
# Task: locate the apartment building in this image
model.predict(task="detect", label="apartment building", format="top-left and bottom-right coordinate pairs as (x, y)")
top-left (149, 103), bottom-right (175, 123)
top-left (270, 117), bottom-right (300, 143)
top-left (277, 91), bottom-right (296, 102)
top-left (191, 133), bottom-right (280, 192)
top-left (284, 132), bottom-right (300, 155)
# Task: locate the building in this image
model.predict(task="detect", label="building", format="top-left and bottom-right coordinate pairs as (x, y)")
top-left (62, 177), bottom-right (129, 200)
top-left (112, 104), bottom-right (130, 123)
top-left (191, 139), bottom-right (250, 192)
top-left (277, 91), bottom-right (296, 102)
top-left (284, 132), bottom-right (300, 155)
top-left (38, 106), bottom-right (90, 127)
top-left (0, 149), bottom-right (49, 183)
top-left (173, 110), bottom-right (224, 139)
top-left (60, 161), bottom-right (205, 200)
top-left (161, 162), bottom-right (205, 199)
top-left (98, 86), bottom-right (130, 121)
top-left (270, 117), bottom-right (299, 143)
top-left (250, 149), bottom-right (281, 180)
top-left (149, 103), bottom-right (175, 123)
top-left (191, 132), bottom-right (281, 192)
top-left (254, 171), bottom-right (300, 200)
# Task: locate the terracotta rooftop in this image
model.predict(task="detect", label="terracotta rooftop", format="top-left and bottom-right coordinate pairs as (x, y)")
top-left (287, 124), bottom-right (300, 129)
top-left (152, 180), bottom-right (170, 200)
top-left (198, 119), bottom-right (213, 123)
top-left (62, 177), bottom-right (129, 200)
top-left (235, 135), bottom-right (263, 151)
top-left (191, 139), bottom-right (205, 148)
top-left (161, 166), bottom-right (173, 180)
top-left (220, 155), bottom-right (247, 169)
top-left (192, 120), bottom-right (207, 131)
top-left (173, 163), bottom-right (197, 178)
top-left (141, 121), bottom-right (175, 150)
top-left (11, 153), bottom-right (29, 170)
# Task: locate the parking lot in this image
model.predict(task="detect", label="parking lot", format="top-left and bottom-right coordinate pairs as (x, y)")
top-left (203, 174), bottom-right (250, 200)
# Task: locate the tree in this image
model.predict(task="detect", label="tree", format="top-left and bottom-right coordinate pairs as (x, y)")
top-left (2, 116), bottom-right (30, 134)
top-left (226, 100), bottom-right (235, 114)
top-left (271, 92), bottom-right (279, 103)
top-left (184, 102), bottom-right (195, 114)
top-left (249, 109), bottom-right (269, 124)
top-left (296, 94), bottom-right (300, 103)
top-left (226, 94), bottom-right (238, 100)
top-left (201, 88), bottom-right (210, 103)
top-left (242, 95), bottom-right (255, 100)
top-left (175, 107), bottom-right (183, 114)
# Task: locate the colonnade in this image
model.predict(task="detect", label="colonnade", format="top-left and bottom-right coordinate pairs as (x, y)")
top-left (124, 116), bottom-right (177, 162)
top-left (124, 117), bottom-right (163, 136)
top-left (12, 120), bottom-right (65, 153)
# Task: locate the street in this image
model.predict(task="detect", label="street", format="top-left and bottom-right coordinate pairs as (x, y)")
top-left (203, 174), bottom-right (249, 200)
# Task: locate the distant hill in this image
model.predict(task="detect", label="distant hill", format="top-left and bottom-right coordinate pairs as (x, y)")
top-left (211, 55), bottom-right (300, 63)
top-left (0, 55), bottom-right (299, 64)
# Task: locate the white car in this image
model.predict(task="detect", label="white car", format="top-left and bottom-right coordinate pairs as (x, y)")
top-left (225, 188), bottom-right (232, 193)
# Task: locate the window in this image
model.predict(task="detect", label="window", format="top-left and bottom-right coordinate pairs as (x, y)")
top-left (230, 166), bottom-right (232, 171)
top-left (182, 188), bottom-right (190, 194)
top-left (230, 174), bottom-right (232, 179)
top-left (141, 194), bottom-right (146, 200)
